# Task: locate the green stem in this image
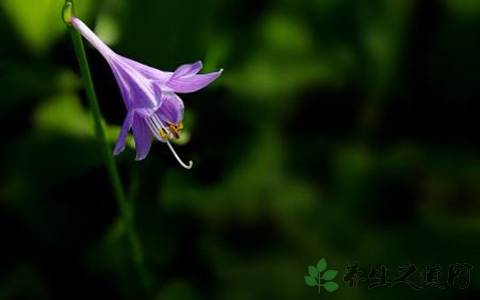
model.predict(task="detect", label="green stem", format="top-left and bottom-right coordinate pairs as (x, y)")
top-left (64, 1), bottom-right (150, 297)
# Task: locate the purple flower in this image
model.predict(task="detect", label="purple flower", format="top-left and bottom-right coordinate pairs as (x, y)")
top-left (71, 17), bottom-right (222, 168)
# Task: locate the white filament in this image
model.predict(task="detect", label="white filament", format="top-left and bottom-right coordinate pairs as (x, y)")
top-left (146, 114), bottom-right (171, 141)
top-left (151, 114), bottom-right (166, 132)
top-left (145, 117), bottom-right (162, 140)
top-left (145, 114), bottom-right (191, 169)
top-left (166, 141), bottom-right (193, 169)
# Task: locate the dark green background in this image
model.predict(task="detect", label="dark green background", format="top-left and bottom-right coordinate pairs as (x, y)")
top-left (0, 0), bottom-right (479, 299)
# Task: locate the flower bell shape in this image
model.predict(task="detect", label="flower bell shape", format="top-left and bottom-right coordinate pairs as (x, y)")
top-left (70, 17), bottom-right (222, 168)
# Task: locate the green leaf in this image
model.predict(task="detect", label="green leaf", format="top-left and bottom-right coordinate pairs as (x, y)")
top-left (317, 258), bottom-right (327, 272)
top-left (1, 0), bottom-right (92, 53)
top-left (322, 270), bottom-right (338, 280)
top-left (324, 282), bottom-right (339, 292)
top-left (308, 266), bottom-right (318, 277)
top-left (34, 93), bottom-right (92, 137)
top-left (304, 276), bottom-right (317, 287)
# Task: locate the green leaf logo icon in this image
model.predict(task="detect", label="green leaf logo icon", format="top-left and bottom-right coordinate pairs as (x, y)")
top-left (305, 276), bottom-right (317, 286)
top-left (322, 270), bottom-right (338, 280)
top-left (317, 258), bottom-right (327, 272)
top-left (324, 282), bottom-right (339, 292)
top-left (304, 258), bottom-right (339, 293)
top-left (308, 266), bottom-right (319, 277)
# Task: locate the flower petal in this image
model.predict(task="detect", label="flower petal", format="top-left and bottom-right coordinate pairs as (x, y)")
top-left (114, 111), bottom-right (134, 155)
top-left (117, 55), bottom-right (172, 82)
top-left (166, 70), bottom-right (223, 93)
top-left (108, 59), bottom-right (160, 114)
top-left (132, 115), bottom-right (153, 160)
top-left (72, 16), bottom-right (224, 162)
top-left (108, 61), bottom-right (134, 110)
top-left (71, 17), bottom-right (115, 59)
top-left (156, 92), bottom-right (184, 124)
top-left (171, 61), bottom-right (203, 80)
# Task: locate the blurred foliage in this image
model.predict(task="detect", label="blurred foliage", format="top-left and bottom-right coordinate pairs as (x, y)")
top-left (0, 0), bottom-right (479, 299)
top-left (1, 0), bottom-right (93, 54)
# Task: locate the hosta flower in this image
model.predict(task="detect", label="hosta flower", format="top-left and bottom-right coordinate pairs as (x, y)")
top-left (70, 17), bottom-right (222, 168)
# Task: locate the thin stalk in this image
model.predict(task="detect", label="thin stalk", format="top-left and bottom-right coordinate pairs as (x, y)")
top-left (63, 1), bottom-right (150, 297)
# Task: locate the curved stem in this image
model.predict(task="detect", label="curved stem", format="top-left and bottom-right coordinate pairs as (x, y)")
top-left (64, 1), bottom-right (150, 297)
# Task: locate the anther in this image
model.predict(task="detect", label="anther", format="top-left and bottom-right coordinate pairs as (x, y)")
top-left (165, 121), bottom-right (184, 139)
top-left (159, 128), bottom-right (170, 140)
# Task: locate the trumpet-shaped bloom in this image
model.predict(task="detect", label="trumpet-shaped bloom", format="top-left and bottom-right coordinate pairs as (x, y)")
top-left (71, 17), bottom-right (222, 168)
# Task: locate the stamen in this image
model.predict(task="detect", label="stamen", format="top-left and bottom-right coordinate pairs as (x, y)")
top-left (151, 114), bottom-right (167, 132)
top-left (166, 121), bottom-right (180, 139)
top-left (176, 122), bottom-right (184, 131)
top-left (159, 128), bottom-right (170, 140)
top-left (166, 141), bottom-right (193, 169)
top-left (146, 117), bottom-right (163, 140)
top-left (146, 114), bottom-right (173, 141)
